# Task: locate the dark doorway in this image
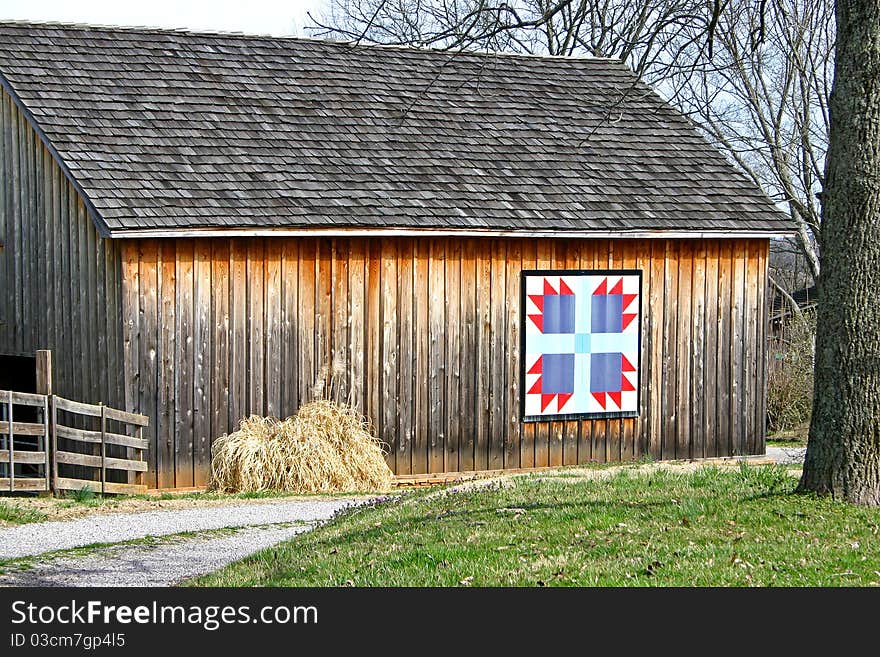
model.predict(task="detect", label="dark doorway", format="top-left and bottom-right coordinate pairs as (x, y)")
top-left (0, 355), bottom-right (40, 479)
top-left (0, 354), bottom-right (37, 393)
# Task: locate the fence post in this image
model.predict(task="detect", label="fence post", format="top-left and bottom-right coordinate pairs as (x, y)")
top-left (42, 395), bottom-right (49, 492)
top-left (35, 350), bottom-right (54, 494)
top-left (36, 350), bottom-right (52, 397)
top-left (50, 396), bottom-right (58, 494)
top-left (100, 404), bottom-right (106, 496)
top-left (6, 390), bottom-right (12, 492)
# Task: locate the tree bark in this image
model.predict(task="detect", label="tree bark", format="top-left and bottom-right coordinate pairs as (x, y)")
top-left (799, 0), bottom-right (880, 505)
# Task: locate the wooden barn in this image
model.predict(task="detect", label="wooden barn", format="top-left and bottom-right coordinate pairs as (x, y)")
top-left (0, 23), bottom-right (792, 488)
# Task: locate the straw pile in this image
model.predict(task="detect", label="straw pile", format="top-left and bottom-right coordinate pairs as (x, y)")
top-left (209, 400), bottom-right (393, 494)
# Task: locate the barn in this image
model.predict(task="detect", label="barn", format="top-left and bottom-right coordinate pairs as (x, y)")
top-left (0, 22), bottom-right (792, 489)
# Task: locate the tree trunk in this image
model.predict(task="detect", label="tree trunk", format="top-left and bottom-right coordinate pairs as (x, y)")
top-left (799, 0), bottom-right (880, 505)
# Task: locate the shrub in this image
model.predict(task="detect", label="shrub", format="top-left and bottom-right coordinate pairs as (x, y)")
top-left (767, 310), bottom-right (815, 434)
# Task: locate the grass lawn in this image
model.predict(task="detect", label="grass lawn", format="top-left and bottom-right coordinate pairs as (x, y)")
top-left (188, 464), bottom-right (880, 587)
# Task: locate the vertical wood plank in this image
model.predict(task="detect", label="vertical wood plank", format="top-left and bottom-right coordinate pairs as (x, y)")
top-left (413, 240), bottom-right (430, 474)
top-left (716, 240), bottom-right (733, 455)
top-left (264, 240), bottom-right (282, 417)
top-left (365, 239), bottom-right (382, 448)
top-left (138, 241), bottom-right (159, 488)
top-left (211, 240), bottom-right (231, 449)
top-left (460, 239), bottom-right (477, 472)
top-left (281, 239), bottom-right (299, 415)
top-left (157, 241), bottom-right (177, 488)
top-left (661, 240), bottom-right (679, 460)
top-left (676, 241), bottom-right (693, 460)
top-left (505, 239), bottom-right (522, 469)
top-left (396, 239), bottom-right (413, 475)
top-left (475, 241), bottom-right (491, 472)
top-left (444, 239), bottom-right (461, 472)
top-left (332, 239), bottom-right (350, 405)
top-left (744, 240), bottom-right (759, 454)
top-left (0, 93), bottom-right (8, 349)
top-left (247, 240), bottom-right (265, 416)
top-left (620, 241), bottom-right (637, 462)
top-left (193, 240), bottom-right (213, 486)
top-left (690, 240), bottom-right (706, 460)
top-left (756, 241), bottom-right (769, 455)
top-left (175, 240), bottom-right (194, 487)
top-left (78, 201), bottom-right (93, 403)
top-left (488, 240), bottom-right (506, 471)
top-left (347, 240), bottom-right (364, 416)
top-left (731, 240), bottom-right (746, 455)
top-left (11, 100), bottom-right (23, 354)
top-left (299, 240), bottom-right (317, 405)
top-left (428, 239), bottom-right (446, 473)
top-left (316, 239), bottom-right (333, 383)
top-left (380, 239), bottom-right (399, 472)
top-left (84, 203), bottom-right (99, 403)
top-left (122, 243), bottom-right (140, 417)
top-left (647, 241), bottom-right (666, 460)
top-left (703, 240), bottom-right (720, 458)
top-left (229, 240), bottom-right (248, 427)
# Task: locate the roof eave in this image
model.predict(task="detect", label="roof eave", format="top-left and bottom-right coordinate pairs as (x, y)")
top-left (104, 226), bottom-right (797, 240)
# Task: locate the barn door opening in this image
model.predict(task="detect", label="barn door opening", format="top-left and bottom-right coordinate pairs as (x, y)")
top-left (0, 354), bottom-right (40, 482)
top-left (0, 354), bottom-right (37, 394)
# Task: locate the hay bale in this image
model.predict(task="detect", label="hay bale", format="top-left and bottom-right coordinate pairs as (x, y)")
top-left (209, 401), bottom-right (393, 494)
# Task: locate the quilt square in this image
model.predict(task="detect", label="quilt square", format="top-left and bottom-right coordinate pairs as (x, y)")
top-left (523, 270), bottom-right (641, 419)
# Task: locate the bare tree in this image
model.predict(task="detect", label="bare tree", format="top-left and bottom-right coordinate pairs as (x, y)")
top-left (666, 0), bottom-right (830, 280)
top-left (311, 0), bottom-right (707, 78)
top-left (310, 0), bottom-right (828, 280)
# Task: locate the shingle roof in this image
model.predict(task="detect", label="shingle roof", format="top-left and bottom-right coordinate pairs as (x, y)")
top-left (0, 21), bottom-right (793, 237)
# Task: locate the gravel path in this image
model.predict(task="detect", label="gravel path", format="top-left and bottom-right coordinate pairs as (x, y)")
top-left (0, 499), bottom-right (357, 560)
top-left (0, 524), bottom-right (313, 587)
top-left (766, 446), bottom-right (807, 465)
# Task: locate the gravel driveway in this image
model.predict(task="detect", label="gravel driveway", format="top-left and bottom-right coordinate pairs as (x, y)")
top-left (0, 524), bottom-right (314, 587)
top-left (0, 498), bottom-right (362, 587)
top-left (0, 499), bottom-right (356, 560)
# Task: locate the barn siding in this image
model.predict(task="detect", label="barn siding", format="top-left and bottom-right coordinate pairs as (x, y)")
top-left (121, 235), bottom-right (768, 487)
top-left (0, 88), bottom-right (124, 410)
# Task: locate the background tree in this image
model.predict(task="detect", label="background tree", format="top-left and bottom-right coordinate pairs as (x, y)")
top-left (798, 0), bottom-right (880, 505)
top-left (311, 0), bottom-right (828, 281)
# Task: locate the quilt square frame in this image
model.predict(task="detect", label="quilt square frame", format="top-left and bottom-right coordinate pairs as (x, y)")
top-left (520, 269), bottom-right (643, 422)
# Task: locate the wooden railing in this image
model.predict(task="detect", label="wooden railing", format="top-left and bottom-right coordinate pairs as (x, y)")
top-left (0, 390), bottom-right (50, 492)
top-left (0, 390), bottom-right (149, 495)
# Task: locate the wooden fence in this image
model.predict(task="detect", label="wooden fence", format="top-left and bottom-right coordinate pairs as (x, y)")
top-left (0, 389), bottom-right (149, 495)
top-left (0, 390), bottom-right (50, 492)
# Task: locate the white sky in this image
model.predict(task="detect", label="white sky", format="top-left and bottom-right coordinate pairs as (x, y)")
top-left (0, 0), bottom-right (328, 37)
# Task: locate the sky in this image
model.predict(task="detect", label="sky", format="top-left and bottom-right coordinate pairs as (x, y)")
top-left (0, 0), bottom-right (328, 37)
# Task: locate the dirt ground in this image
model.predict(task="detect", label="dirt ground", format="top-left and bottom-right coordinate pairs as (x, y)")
top-left (0, 493), bottom-right (344, 525)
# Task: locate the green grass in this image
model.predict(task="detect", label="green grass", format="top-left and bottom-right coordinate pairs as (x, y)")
top-left (0, 501), bottom-right (48, 525)
top-left (187, 465), bottom-right (880, 587)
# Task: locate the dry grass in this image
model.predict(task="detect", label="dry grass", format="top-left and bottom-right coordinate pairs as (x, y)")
top-left (768, 310), bottom-right (815, 434)
top-left (209, 400), bottom-right (393, 495)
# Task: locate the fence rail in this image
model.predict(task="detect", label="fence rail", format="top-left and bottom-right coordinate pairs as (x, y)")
top-left (0, 389), bottom-right (149, 495)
